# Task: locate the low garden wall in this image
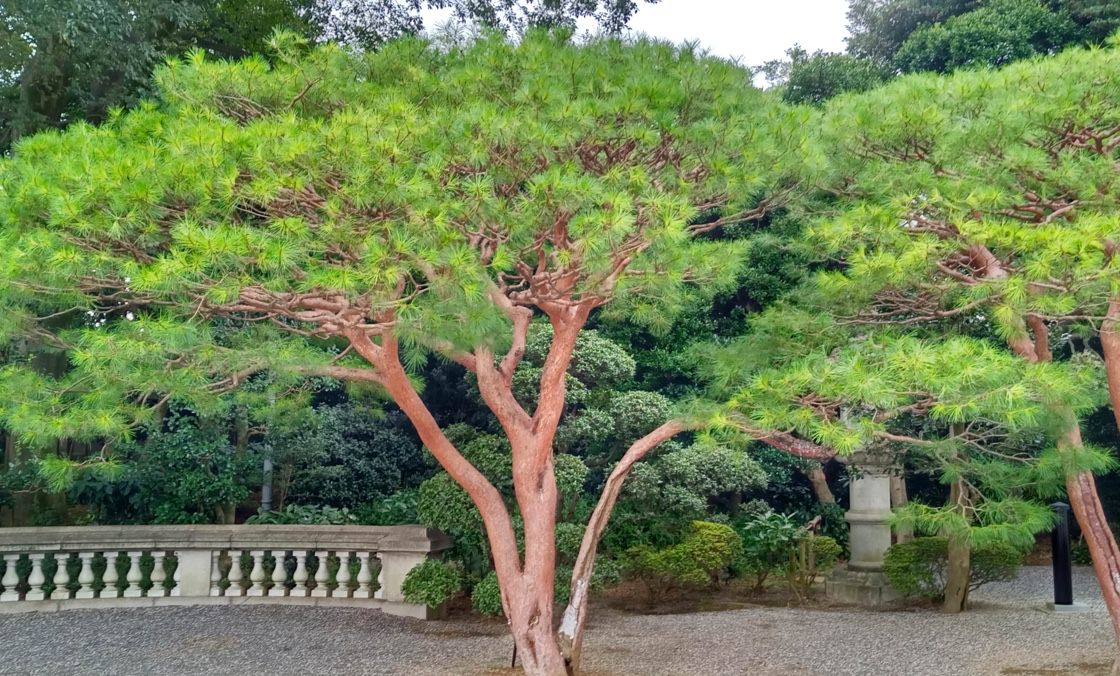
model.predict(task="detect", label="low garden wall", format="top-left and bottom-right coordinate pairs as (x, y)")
top-left (0, 524), bottom-right (451, 619)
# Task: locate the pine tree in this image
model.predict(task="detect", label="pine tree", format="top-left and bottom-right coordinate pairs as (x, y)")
top-left (0, 32), bottom-right (806, 674)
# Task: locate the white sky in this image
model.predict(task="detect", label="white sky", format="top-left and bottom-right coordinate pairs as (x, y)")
top-left (421, 0), bottom-right (851, 69)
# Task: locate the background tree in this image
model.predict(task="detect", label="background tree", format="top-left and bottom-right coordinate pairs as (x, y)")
top-left (0, 33), bottom-right (806, 674)
top-left (807, 40), bottom-right (1120, 652)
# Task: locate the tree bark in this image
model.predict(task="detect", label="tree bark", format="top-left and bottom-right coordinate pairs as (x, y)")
top-left (943, 478), bottom-right (971, 613)
top-left (558, 421), bottom-right (686, 672)
top-left (1008, 309), bottom-right (1120, 647)
top-left (804, 464), bottom-right (835, 505)
top-left (1063, 427), bottom-right (1120, 647)
top-left (890, 475), bottom-right (913, 544)
top-left (1100, 298), bottom-right (1120, 431)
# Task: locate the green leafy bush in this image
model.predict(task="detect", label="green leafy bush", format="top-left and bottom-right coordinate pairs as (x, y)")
top-left (609, 391), bottom-right (672, 443)
top-left (280, 406), bottom-right (427, 509)
top-left (622, 520), bottom-right (742, 600)
top-left (734, 511), bottom-right (803, 591)
top-left (787, 534), bottom-right (842, 597)
top-left (246, 504), bottom-right (356, 525)
top-left (883, 536), bottom-right (1024, 600)
top-left (354, 489), bottom-right (419, 525)
top-left (401, 559), bottom-right (462, 608)
top-left (471, 570), bottom-right (504, 616)
top-left (625, 442), bottom-right (767, 518)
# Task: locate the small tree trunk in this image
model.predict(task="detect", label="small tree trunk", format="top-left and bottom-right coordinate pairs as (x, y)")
top-left (804, 464), bottom-right (835, 505)
top-left (891, 475), bottom-right (913, 544)
top-left (943, 532), bottom-right (971, 612)
top-left (943, 478), bottom-right (971, 612)
top-left (559, 421), bottom-right (686, 673)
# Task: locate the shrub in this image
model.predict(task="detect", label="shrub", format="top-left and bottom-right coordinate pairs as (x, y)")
top-left (787, 534), bottom-right (843, 597)
top-left (354, 489), bottom-right (419, 525)
top-left (622, 520), bottom-right (742, 600)
top-left (472, 571), bottom-right (504, 616)
top-left (609, 391), bottom-right (672, 443)
top-left (883, 536), bottom-right (1024, 600)
top-left (281, 406), bottom-right (426, 509)
top-left (401, 559), bottom-right (462, 608)
top-left (246, 504), bottom-right (356, 525)
top-left (734, 511), bottom-right (803, 591)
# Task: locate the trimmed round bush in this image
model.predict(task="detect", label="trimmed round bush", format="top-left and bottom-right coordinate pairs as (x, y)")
top-left (622, 520), bottom-right (743, 598)
top-left (812, 535), bottom-right (843, 571)
top-left (401, 559), bottom-right (461, 608)
top-left (471, 570), bottom-right (504, 616)
top-left (883, 536), bottom-right (1023, 600)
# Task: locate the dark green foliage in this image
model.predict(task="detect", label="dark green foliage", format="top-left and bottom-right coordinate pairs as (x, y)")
top-left (759, 47), bottom-right (892, 105)
top-left (622, 520), bottom-right (742, 599)
top-left (623, 442), bottom-right (768, 518)
top-left (245, 503), bottom-right (357, 524)
top-left (847, 0), bottom-right (981, 62)
top-left (894, 0), bottom-right (1077, 73)
top-left (471, 570), bottom-right (504, 615)
top-left (354, 488), bottom-right (420, 525)
top-left (280, 406), bottom-right (427, 509)
top-left (608, 391), bottom-right (672, 445)
top-left (883, 536), bottom-right (1024, 599)
top-left (524, 324), bottom-right (636, 391)
top-left (74, 411), bottom-right (258, 524)
top-left (401, 558), bottom-right (462, 607)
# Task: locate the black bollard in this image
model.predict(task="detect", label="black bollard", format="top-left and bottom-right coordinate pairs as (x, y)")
top-left (1051, 501), bottom-right (1073, 606)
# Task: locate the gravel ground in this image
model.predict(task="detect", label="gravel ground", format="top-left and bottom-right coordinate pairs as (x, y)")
top-left (0, 566), bottom-right (1112, 676)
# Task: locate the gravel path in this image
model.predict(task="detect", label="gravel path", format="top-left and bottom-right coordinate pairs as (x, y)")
top-left (0, 566), bottom-right (1112, 676)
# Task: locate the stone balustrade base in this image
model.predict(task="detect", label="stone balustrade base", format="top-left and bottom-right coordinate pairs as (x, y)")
top-left (0, 595), bottom-right (439, 619)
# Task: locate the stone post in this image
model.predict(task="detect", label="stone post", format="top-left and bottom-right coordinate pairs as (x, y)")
top-left (376, 527), bottom-right (452, 619)
top-left (826, 452), bottom-right (901, 606)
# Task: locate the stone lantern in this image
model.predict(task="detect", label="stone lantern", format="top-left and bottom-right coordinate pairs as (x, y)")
top-left (825, 450), bottom-right (902, 606)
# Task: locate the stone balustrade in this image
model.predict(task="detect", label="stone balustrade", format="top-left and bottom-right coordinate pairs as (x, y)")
top-left (0, 524), bottom-right (451, 619)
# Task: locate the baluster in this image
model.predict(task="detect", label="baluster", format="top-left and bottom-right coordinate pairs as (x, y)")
top-left (75, 552), bottom-right (96, 599)
top-left (226, 550), bottom-right (244, 596)
top-left (103, 553), bottom-right (121, 598)
top-left (122, 551), bottom-right (143, 598)
top-left (25, 553), bottom-right (47, 601)
top-left (247, 550), bottom-right (266, 596)
top-left (291, 551), bottom-right (309, 597)
top-left (1, 554), bottom-right (21, 601)
top-left (209, 551), bottom-right (223, 597)
top-left (149, 551), bottom-right (167, 598)
top-left (311, 550), bottom-right (330, 598)
top-left (170, 553), bottom-right (181, 597)
top-left (268, 551), bottom-right (289, 597)
top-left (354, 552), bottom-right (373, 599)
top-left (49, 553), bottom-right (71, 600)
top-left (334, 552), bottom-right (351, 599)
top-left (373, 553), bottom-right (385, 600)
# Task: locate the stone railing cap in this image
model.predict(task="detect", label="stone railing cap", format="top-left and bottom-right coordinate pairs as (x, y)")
top-left (0, 524), bottom-right (449, 554)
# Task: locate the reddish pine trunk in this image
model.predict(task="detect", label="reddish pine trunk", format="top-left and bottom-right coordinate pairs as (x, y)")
top-left (804, 464), bottom-right (835, 505)
top-left (1011, 313), bottom-right (1120, 648)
